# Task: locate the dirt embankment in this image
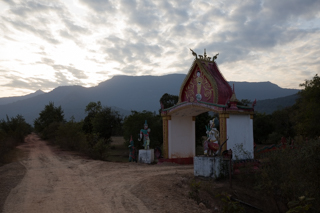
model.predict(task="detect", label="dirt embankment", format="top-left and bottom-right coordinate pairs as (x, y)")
top-left (0, 133), bottom-right (212, 213)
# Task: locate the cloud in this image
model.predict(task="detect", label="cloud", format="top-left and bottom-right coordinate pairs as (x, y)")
top-left (38, 58), bottom-right (88, 80)
top-left (1, 0), bottom-right (320, 98)
top-left (263, 0), bottom-right (320, 21)
top-left (187, 0), bottom-right (320, 64)
top-left (3, 17), bottom-right (60, 44)
top-left (53, 65), bottom-right (88, 80)
top-left (9, 1), bottom-right (64, 17)
top-left (62, 18), bottom-right (91, 35)
top-left (77, 0), bottom-right (116, 13)
top-left (2, 73), bottom-right (60, 90)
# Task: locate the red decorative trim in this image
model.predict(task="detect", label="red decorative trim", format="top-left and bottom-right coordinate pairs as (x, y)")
top-left (157, 157), bottom-right (194, 165)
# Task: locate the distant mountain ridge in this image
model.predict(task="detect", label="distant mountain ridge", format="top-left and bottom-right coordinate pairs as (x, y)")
top-left (254, 94), bottom-right (300, 114)
top-left (229, 81), bottom-right (299, 101)
top-left (0, 74), bottom-right (300, 124)
top-left (0, 90), bottom-right (45, 105)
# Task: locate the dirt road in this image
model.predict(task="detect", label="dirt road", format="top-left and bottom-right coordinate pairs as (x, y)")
top-left (2, 133), bottom-right (210, 213)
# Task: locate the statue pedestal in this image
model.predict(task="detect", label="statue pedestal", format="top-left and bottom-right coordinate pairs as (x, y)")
top-left (194, 156), bottom-right (228, 179)
top-left (138, 149), bottom-right (154, 164)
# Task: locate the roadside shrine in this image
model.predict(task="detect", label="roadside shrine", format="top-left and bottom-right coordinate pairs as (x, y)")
top-left (160, 49), bottom-right (255, 164)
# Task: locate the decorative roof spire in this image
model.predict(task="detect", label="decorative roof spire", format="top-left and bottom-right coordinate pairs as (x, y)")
top-left (189, 48), bottom-right (219, 62)
top-left (189, 48), bottom-right (198, 59)
top-left (212, 53), bottom-right (219, 62)
top-left (229, 84), bottom-right (239, 109)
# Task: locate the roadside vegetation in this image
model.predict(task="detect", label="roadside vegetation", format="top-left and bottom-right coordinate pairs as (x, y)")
top-left (254, 74), bottom-right (320, 144)
top-left (0, 115), bottom-right (32, 164)
top-left (33, 101), bottom-right (122, 160)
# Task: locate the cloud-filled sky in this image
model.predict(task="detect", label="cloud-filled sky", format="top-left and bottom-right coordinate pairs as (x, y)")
top-left (0, 0), bottom-right (319, 98)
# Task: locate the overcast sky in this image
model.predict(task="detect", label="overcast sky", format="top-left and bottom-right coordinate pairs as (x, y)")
top-left (0, 0), bottom-right (319, 97)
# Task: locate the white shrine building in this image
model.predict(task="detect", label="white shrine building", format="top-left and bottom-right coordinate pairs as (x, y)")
top-left (161, 50), bottom-right (254, 163)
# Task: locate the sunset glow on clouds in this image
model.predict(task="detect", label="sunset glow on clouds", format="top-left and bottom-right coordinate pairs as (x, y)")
top-left (0, 0), bottom-right (320, 97)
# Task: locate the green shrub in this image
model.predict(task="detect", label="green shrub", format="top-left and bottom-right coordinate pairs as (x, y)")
top-left (41, 122), bottom-right (62, 140)
top-left (90, 138), bottom-right (110, 160)
top-left (55, 121), bottom-right (87, 151)
top-left (0, 115), bottom-right (32, 163)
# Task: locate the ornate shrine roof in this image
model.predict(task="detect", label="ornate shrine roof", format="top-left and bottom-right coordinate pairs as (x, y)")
top-left (161, 49), bottom-right (254, 116)
top-left (178, 50), bottom-right (232, 105)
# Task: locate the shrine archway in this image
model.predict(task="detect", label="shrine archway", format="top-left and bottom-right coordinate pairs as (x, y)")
top-left (161, 50), bottom-right (254, 161)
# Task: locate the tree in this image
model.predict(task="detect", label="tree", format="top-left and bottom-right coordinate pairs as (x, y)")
top-left (55, 120), bottom-right (86, 151)
top-left (83, 101), bottom-right (102, 134)
top-left (294, 74), bottom-right (320, 137)
top-left (83, 101), bottom-right (122, 142)
top-left (34, 102), bottom-right (65, 139)
top-left (271, 107), bottom-right (295, 138)
top-left (253, 112), bottom-right (274, 144)
top-left (238, 99), bottom-right (252, 106)
top-left (0, 115), bottom-right (32, 142)
top-left (159, 93), bottom-right (179, 114)
top-left (92, 106), bottom-right (122, 142)
top-left (0, 114), bottom-right (32, 161)
top-left (85, 101), bottom-right (102, 114)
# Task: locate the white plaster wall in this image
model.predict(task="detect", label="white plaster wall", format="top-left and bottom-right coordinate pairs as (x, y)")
top-left (226, 114), bottom-right (254, 159)
top-left (168, 116), bottom-right (195, 158)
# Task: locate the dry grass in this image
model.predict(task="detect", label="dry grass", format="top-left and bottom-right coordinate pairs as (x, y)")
top-left (111, 136), bottom-right (126, 145)
top-left (108, 136), bottom-right (129, 162)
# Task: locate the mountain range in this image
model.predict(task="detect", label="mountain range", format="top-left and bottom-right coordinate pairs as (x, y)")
top-left (0, 74), bottom-right (300, 124)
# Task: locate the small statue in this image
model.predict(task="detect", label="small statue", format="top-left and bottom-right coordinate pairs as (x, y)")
top-left (204, 118), bottom-right (220, 156)
top-left (128, 135), bottom-right (137, 162)
top-left (138, 120), bottom-right (151, 149)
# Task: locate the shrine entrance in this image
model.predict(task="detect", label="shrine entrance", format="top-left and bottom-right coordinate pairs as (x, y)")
top-left (161, 50), bottom-right (254, 162)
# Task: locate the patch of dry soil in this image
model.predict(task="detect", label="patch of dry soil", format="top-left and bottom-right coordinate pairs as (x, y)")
top-left (0, 133), bottom-right (211, 213)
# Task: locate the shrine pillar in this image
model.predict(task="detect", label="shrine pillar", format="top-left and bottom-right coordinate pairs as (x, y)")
top-left (219, 113), bottom-right (229, 152)
top-left (162, 115), bottom-right (171, 158)
top-left (226, 114), bottom-right (254, 159)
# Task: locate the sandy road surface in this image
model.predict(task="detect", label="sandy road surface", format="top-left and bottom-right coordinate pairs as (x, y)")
top-left (3, 134), bottom-right (209, 213)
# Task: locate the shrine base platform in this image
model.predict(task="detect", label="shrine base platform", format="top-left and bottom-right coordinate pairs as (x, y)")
top-left (194, 156), bottom-right (228, 179)
top-left (138, 149), bottom-right (154, 164)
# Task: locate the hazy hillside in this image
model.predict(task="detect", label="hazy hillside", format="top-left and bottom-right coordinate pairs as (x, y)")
top-left (229, 81), bottom-right (299, 100)
top-left (0, 90), bottom-right (45, 105)
top-left (254, 94), bottom-right (300, 114)
top-left (0, 74), bottom-right (300, 124)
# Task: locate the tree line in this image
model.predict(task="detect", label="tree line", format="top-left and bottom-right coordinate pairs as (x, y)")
top-left (254, 74), bottom-right (320, 144)
top-left (0, 115), bottom-right (32, 164)
top-left (1, 74), bottom-right (319, 162)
